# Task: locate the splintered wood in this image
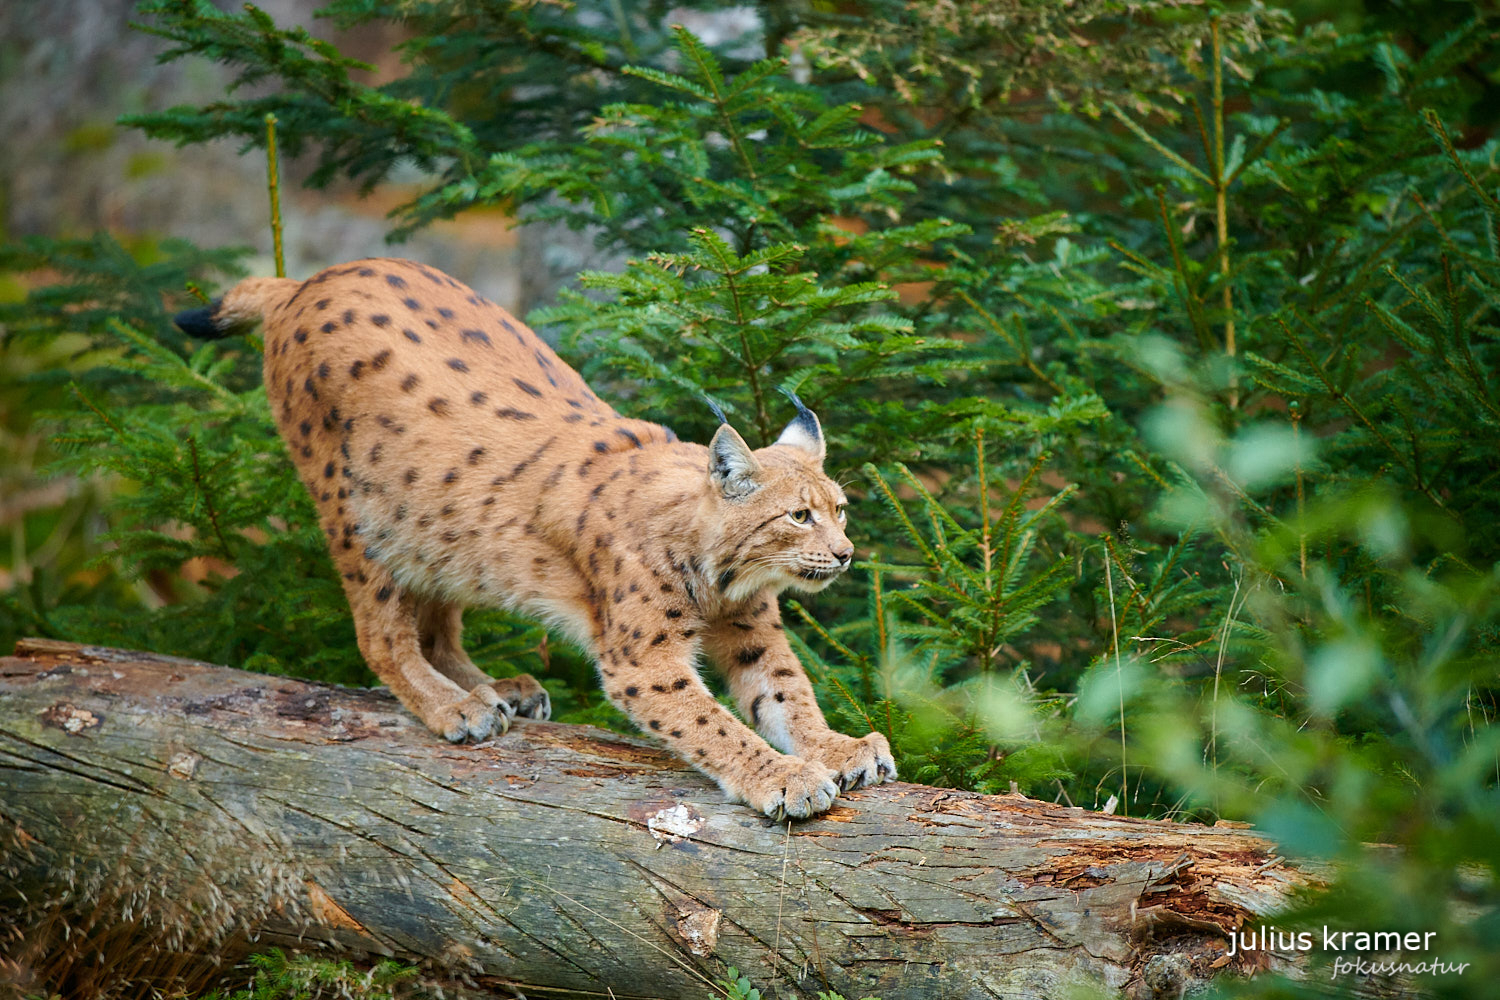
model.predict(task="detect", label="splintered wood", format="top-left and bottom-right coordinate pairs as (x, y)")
top-left (1, 639), bottom-right (1314, 999)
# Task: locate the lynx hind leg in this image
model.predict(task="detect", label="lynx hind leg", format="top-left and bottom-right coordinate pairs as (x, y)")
top-left (417, 601), bottom-right (551, 721)
top-left (417, 600), bottom-right (490, 687)
top-left (337, 561), bottom-right (510, 742)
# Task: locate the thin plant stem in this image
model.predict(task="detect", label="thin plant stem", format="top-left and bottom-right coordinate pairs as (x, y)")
top-left (1211, 16), bottom-right (1237, 409)
top-left (1104, 539), bottom-right (1128, 816)
top-left (1208, 574), bottom-right (1245, 814)
top-left (1292, 402), bottom-right (1306, 579)
top-left (265, 113), bottom-right (286, 279)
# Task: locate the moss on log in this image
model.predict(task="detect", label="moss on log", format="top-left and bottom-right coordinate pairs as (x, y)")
top-left (0, 639), bottom-right (1313, 998)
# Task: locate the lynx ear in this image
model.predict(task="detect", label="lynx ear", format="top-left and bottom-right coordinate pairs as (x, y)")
top-left (774, 389), bottom-right (825, 463)
top-left (708, 424), bottom-right (763, 499)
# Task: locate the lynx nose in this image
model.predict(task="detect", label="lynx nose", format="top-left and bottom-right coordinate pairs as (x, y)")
top-left (832, 542), bottom-right (854, 566)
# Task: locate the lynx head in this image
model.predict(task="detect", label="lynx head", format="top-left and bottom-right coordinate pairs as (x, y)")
top-left (706, 394), bottom-right (852, 603)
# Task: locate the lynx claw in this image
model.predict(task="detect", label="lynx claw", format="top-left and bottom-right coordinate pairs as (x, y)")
top-left (752, 757), bottom-right (840, 821)
top-left (434, 684), bottom-right (513, 743)
top-left (490, 674), bottom-right (551, 721)
top-left (806, 731), bottom-right (897, 792)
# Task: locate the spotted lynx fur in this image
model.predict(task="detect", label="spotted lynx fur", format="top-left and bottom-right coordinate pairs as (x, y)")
top-left (176, 257), bottom-right (895, 818)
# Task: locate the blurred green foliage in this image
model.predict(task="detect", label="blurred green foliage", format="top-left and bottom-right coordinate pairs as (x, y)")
top-left (2, 1), bottom-right (1498, 997)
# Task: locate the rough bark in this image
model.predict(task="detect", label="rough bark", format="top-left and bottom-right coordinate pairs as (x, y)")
top-left (0, 639), bottom-right (1312, 999)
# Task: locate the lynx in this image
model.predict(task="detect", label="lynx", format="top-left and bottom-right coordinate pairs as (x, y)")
top-left (175, 257), bottom-right (894, 819)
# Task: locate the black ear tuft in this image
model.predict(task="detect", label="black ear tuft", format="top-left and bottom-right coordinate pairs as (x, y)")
top-left (174, 299), bottom-right (227, 339)
top-left (703, 395), bottom-right (729, 426)
top-left (774, 386), bottom-right (825, 461)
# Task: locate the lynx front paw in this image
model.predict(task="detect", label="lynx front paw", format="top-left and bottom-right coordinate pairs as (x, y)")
top-left (802, 731), bottom-right (897, 791)
top-left (489, 674), bottom-right (551, 721)
top-left (741, 756), bottom-right (840, 821)
top-left (430, 684), bottom-right (514, 742)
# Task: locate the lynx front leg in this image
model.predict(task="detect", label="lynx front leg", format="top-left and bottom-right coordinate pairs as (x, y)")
top-left (703, 598), bottom-right (896, 792)
top-left (416, 601), bottom-right (551, 720)
top-left (596, 620), bottom-right (838, 820)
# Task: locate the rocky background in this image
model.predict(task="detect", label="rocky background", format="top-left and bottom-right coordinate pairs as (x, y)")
top-left (2, 0), bottom-right (548, 313)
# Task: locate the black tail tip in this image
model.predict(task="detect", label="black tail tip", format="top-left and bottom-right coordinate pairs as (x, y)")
top-left (173, 299), bottom-right (224, 339)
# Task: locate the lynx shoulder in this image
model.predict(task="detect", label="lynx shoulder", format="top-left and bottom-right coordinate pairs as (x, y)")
top-left (176, 257), bottom-right (894, 818)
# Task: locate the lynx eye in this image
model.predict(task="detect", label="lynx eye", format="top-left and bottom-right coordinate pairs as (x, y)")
top-left (788, 508), bottom-right (812, 525)
top-left (836, 504), bottom-right (847, 523)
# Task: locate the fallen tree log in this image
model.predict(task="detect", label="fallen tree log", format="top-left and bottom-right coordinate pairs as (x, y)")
top-left (1, 639), bottom-right (1313, 999)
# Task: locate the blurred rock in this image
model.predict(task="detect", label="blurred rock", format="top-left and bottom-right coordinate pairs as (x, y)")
top-left (0, 0), bottom-right (522, 310)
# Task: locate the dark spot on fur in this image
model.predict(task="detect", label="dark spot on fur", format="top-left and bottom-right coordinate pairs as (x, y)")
top-left (461, 328), bottom-right (491, 347)
top-left (672, 678), bottom-right (689, 690)
top-left (385, 274), bottom-right (408, 289)
top-left (447, 358), bottom-right (469, 373)
top-left (650, 632), bottom-right (668, 646)
top-left (371, 349), bottom-right (391, 370)
top-left (772, 668), bottom-right (794, 677)
top-left (617, 428), bottom-right (642, 448)
top-left (403, 328), bottom-right (422, 343)
top-left (737, 646), bottom-right (766, 665)
top-left (342, 309), bottom-right (356, 325)
top-left (401, 374), bottom-right (419, 392)
top-left (315, 298), bottom-right (330, 310)
top-left (513, 378), bottom-right (543, 398)
top-left (437, 307), bottom-right (454, 320)
top-left (320, 321), bottom-right (337, 334)
top-left (648, 720), bottom-right (661, 731)
top-left (624, 686), bottom-right (638, 697)
top-left (376, 585), bottom-right (392, 602)
top-left (495, 408), bottom-right (536, 420)
top-left (563, 413), bottom-right (584, 423)
top-left (404, 469), bottom-right (418, 485)
top-left (443, 469), bottom-right (459, 484)
top-left (774, 692), bottom-right (785, 702)
top-left (665, 608), bottom-right (683, 619)
top-left (750, 696), bottom-right (764, 726)
top-left (298, 420), bottom-right (312, 436)
top-left (594, 441), bottom-right (609, 453)
top-left (349, 360), bottom-right (365, 379)
top-left (323, 462), bottom-right (335, 478)
top-left (371, 314), bottom-right (391, 328)
top-left (294, 328), bottom-right (308, 343)
top-left (428, 398), bottom-right (451, 416)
